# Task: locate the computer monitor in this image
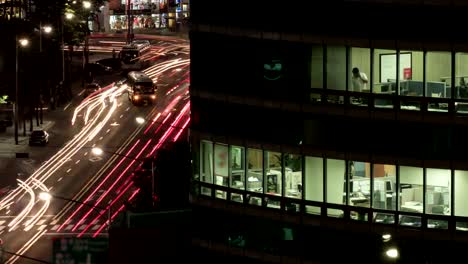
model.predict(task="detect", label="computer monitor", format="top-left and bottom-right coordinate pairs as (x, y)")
top-left (385, 180), bottom-right (394, 193)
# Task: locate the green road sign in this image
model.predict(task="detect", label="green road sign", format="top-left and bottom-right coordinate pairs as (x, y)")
top-left (52, 237), bottom-right (108, 264)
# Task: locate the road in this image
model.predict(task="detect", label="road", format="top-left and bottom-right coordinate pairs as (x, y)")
top-left (0, 36), bottom-right (190, 263)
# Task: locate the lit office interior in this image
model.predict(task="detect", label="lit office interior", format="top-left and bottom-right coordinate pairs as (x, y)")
top-left (195, 140), bottom-right (468, 231)
top-left (310, 46), bottom-right (468, 113)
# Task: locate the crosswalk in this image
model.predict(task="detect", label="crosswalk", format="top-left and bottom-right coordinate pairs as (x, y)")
top-left (0, 216), bottom-right (105, 234)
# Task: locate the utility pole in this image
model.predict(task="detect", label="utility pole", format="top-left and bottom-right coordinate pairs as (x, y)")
top-left (126, 0), bottom-right (133, 44)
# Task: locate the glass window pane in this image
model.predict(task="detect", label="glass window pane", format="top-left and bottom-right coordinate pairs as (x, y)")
top-left (399, 166), bottom-right (423, 214)
top-left (426, 168), bottom-right (450, 215)
top-left (214, 144), bottom-right (228, 187)
top-left (350, 47), bottom-right (371, 92)
top-left (455, 53), bottom-right (468, 99)
top-left (230, 146), bottom-right (245, 190)
top-left (305, 156), bottom-right (323, 203)
top-left (426, 51), bottom-right (451, 102)
top-left (311, 45), bottom-right (323, 89)
top-left (372, 164), bottom-right (396, 210)
top-left (349, 161), bottom-right (370, 208)
top-left (285, 154), bottom-right (302, 199)
top-left (455, 170), bottom-right (468, 217)
top-left (247, 148), bottom-right (263, 193)
top-left (200, 141), bottom-right (213, 184)
top-left (374, 49), bottom-right (397, 94)
top-left (400, 50), bottom-right (423, 111)
top-left (326, 159), bottom-right (346, 206)
top-left (327, 45), bottom-right (347, 91)
top-left (266, 151), bottom-right (282, 196)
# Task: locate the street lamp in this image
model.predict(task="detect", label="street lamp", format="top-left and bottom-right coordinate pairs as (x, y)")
top-left (39, 24), bottom-right (52, 53)
top-left (83, 1), bottom-right (92, 9)
top-left (65, 12), bottom-right (74, 20)
top-left (91, 146), bottom-right (156, 207)
top-left (38, 192), bottom-right (111, 231)
top-left (15, 36), bottom-right (28, 145)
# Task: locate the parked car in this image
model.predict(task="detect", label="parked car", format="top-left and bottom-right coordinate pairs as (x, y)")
top-left (29, 130), bottom-right (49, 146)
top-left (83, 83), bottom-right (101, 98)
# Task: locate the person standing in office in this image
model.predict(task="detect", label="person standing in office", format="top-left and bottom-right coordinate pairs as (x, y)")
top-left (351, 67), bottom-right (369, 92)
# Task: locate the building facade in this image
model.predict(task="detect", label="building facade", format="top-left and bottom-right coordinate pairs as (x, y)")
top-left (190, 0), bottom-right (468, 263)
top-left (106, 0), bottom-right (189, 32)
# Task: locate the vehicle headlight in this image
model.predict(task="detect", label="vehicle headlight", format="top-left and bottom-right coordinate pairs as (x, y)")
top-left (134, 95), bottom-right (140, 100)
top-left (151, 95), bottom-right (156, 99)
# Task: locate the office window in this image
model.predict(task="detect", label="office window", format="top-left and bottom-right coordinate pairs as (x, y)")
top-left (455, 53), bottom-right (468, 99)
top-left (426, 168), bottom-right (450, 216)
top-left (284, 154), bottom-right (302, 199)
top-left (311, 45), bottom-right (324, 89)
top-left (372, 164), bottom-right (396, 211)
top-left (374, 49), bottom-right (397, 94)
top-left (398, 50), bottom-right (423, 111)
top-left (230, 146), bottom-right (245, 190)
top-left (349, 161), bottom-right (370, 208)
top-left (247, 148), bottom-right (263, 193)
top-left (399, 166), bottom-right (423, 214)
top-left (326, 45), bottom-right (347, 92)
top-left (304, 156), bottom-right (323, 202)
top-left (426, 51), bottom-right (451, 99)
top-left (200, 140), bottom-right (213, 196)
top-left (265, 151), bottom-right (282, 196)
top-left (214, 144), bottom-right (228, 187)
top-left (455, 170), bottom-right (468, 217)
top-left (201, 141), bottom-right (213, 184)
top-left (350, 47), bottom-right (371, 92)
top-left (326, 159), bottom-right (346, 209)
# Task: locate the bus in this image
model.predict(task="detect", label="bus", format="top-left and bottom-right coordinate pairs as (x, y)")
top-left (126, 71), bottom-right (157, 105)
top-left (120, 41), bottom-right (151, 71)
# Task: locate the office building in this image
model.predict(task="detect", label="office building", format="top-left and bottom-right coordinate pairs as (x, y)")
top-left (189, 0), bottom-right (468, 263)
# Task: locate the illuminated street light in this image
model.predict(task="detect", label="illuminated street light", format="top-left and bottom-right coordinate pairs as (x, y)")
top-left (385, 248), bottom-right (399, 259)
top-left (92, 147), bottom-right (156, 207)
top-left (135, 117), bottom-right (145, 124)
top-left (83, 1), bottom-right (91, 9)
top-left (65, 13), bottom-right (74, 20)
top-left (19, 38), bottom-right (28, 47)
top-left (39, 191), bottom-right (111, 231)
top-left (382, 233), bottom-right (392, 242)
top-left (43, 25), bottom-right (52, 34)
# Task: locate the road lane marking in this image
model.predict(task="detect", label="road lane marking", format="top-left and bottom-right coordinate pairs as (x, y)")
top-left (91, 225), bottom-right (100, 230)
top-left (37, 225), bottom-right (47, 231)
top-left (66, 168), bottom-right (71, 173)
top-left (65, 224), bottom-right (74, 231)
top-left (36, 219), bottom-right (46, 225)
top-left (0, 220), bottom-right (5, 225)
top-left (50, 225), bottom-right (60, 231)
top-left (75, 160), bottom-right (80, 164)
top-left (78, 224), bottom-right (87, 231)
top-left (57, 177), bottom-right (63, 182)
top-left (51, 219), bottom-right (59, 225)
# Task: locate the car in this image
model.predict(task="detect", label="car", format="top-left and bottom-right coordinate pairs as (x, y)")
top-left (83, 83), bottom-right (101, 98)
top-left (86, 62), bottom-right (113, 74)
top-left (29, 130), bottom-right (49, 146)
top-left (131, 39), bottom-right (151, 46)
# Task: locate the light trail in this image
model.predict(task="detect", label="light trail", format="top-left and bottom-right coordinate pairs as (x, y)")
top-left (92, 189), bottom-right (140, 238)
top-left (56, 140), bottom-right (143, 232)
top-left (70, 139), bottom-right (152, 232)
top-left (8, 180), bottom-right (35, 232)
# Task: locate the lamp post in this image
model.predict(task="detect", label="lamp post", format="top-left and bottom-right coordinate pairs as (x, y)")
top-left (39, 192), bottom-right (112, 231)
top-left (37, 24), bottom-right (52, 127)
top-left (15, 37), bottom-right (28, 145)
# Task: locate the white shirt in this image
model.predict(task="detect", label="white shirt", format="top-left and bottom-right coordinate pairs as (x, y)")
top-left (352, 72), bottom-right (368, 92)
